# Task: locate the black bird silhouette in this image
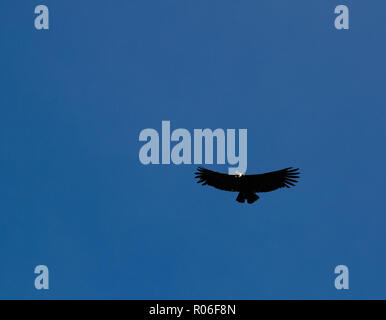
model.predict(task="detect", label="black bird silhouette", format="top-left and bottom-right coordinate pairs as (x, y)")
top-left (195, 167), bottom-right (300, 204)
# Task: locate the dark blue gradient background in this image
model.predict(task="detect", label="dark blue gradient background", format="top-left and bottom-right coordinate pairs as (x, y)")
top-left (1, 1), bottom-right (385, 299)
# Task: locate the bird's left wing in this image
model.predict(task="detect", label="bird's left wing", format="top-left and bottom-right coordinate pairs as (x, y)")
top-left (195, 167), bottom-right (239, 191)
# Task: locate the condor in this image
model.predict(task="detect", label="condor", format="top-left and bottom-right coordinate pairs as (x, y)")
top-left (195, 167), bottom-right (300, 204)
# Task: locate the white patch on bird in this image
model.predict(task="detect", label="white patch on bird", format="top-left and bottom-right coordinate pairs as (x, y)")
top-left (235, 170), bottom-right (244, 177)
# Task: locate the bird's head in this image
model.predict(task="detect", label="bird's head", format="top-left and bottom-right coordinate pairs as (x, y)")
top-left (235, 170), bottom-right (244, 178)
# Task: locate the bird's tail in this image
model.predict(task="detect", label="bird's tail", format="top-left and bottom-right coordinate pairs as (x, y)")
top-left (236, 192), bottom-right (259, 204)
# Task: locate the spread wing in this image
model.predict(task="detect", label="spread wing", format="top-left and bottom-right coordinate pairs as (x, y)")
top-left (195, 167), bottom-right (300, 193)
top-left (194, 167), bottom-right (239, 191)
top-left (245, 167), bottom-right (300, 192)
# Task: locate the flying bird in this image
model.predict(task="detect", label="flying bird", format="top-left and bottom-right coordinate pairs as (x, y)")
top-left (195, 167), bottom-right (300, 204)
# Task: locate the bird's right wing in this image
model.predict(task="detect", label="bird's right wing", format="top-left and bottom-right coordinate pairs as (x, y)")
top-left (245, 167), bottom-right (300, 192)
top-left (194, 167), bottom-right (239, 191)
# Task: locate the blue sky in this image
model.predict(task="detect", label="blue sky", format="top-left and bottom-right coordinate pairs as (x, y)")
top-left (1, 1), bottom-right (386, 299)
